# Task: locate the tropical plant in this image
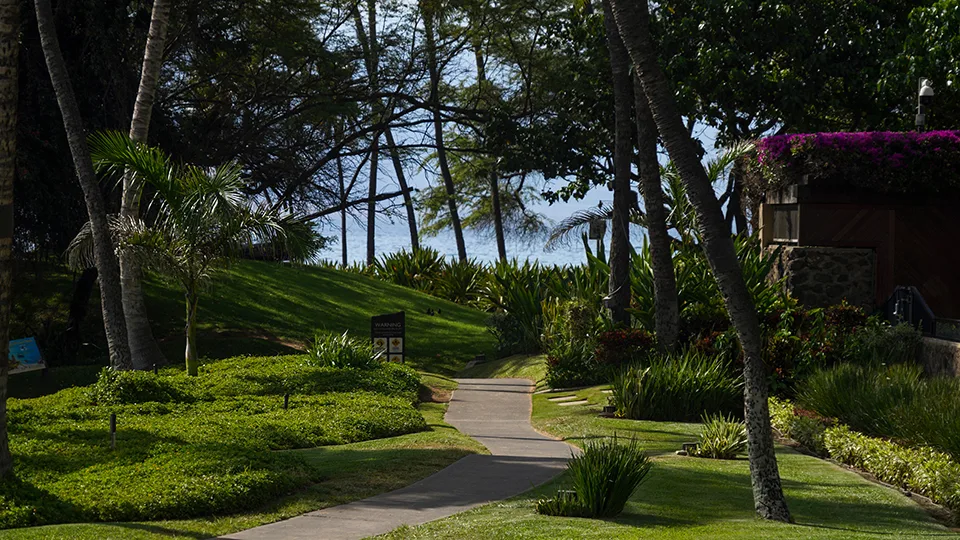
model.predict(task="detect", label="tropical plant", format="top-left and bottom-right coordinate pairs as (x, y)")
top-left (484, 259), bottom-right (554, 351)
top-left (437, 258), bottom-right (488, 307)
top-left (567, 436), bottom-right (652, 518)
top-left (374, 247), bottom-right (446, 293)
top-left (307, 331), bottom-right (380, 370)
top-left (695, 413), bottom-right (748, 459)
top-left (544, 339), bottom-right (598, 389)
top-left (611, 349), bottom-right (742, 422)
top-left (69, 131), bottom-right (319, 375)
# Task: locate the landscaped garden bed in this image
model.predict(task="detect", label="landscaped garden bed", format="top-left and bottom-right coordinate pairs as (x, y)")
top-left (0, 355), bottom-right (428, 528)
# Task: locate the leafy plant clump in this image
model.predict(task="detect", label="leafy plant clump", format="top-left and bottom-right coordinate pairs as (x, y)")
top-left (1, 355), bottom-right (426, 528)
top-left (694, 413), bottom-right (747, 459)
top-left (611, 349), bottom-right (742, 422)
top-left (307, 330), bottom-right (381, 369)
top-left (537, 437), bottom-right (652, 518)
top-left (770, 398), bottom-right (960, 513)
top-left (799, 362), bottom-right (960, 459)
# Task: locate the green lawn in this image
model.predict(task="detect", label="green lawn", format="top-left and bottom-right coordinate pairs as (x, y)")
top-left (378, 385), bottom-right (958, 539)
top-left (144, 261), bottom-right (496, 375)
top-left (0, 396), bottom-right (486, 540)
top-left (458, 354), bottom-right (547, 385)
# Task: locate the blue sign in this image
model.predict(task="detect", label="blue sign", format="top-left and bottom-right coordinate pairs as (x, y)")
top-left (8, 338), bottom-right (45, 375)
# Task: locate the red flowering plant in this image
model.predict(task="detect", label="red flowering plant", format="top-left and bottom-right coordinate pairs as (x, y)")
top-left (593, 329), bottom-right (655, 370)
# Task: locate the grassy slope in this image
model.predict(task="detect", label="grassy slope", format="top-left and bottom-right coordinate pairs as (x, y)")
top-left (458, 354), bottom-right (547, 384)
top-left (380, 379), bottom-right (958, 539)
top-left (144, 261), bottom-right (495, 376)
top-left (0, 401), bottom-right (486, 540)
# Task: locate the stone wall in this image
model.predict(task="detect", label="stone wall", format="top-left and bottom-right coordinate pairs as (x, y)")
top-left (919, 337), bottom-right (960, 377)
top-left (768, 246), bottom-right (875, 309)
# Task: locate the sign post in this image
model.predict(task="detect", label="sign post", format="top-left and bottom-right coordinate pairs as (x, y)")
top-left (8, 338), bottom-right (45, 375)
top-left (371, 311), bottom-right (405, 363)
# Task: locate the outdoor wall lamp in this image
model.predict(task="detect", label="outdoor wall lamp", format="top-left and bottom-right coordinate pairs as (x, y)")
top-left (917, 78), bottom-right (935, 131)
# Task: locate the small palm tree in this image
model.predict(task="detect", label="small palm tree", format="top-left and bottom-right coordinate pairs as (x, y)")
top-left (69, 131), bottom-right (319, 376)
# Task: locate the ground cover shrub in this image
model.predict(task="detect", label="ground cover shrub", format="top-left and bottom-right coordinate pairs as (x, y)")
top-left (0, 355), bottom-right (426, 528)
top-left (593, 329), bottom-right (655, 370)
top-left (694, 413), bottom-right (747, 459)
top-left (536, 437), bottom-right (651, 518)
top-left (544, 340), bottom-right (598, 389)
top-left (611, 349), bottom-right (741, 422)
top-left (307, 330), bottom-right (380, 369)
top-left (770, 398), bottom-right (960, 513)
top-left (799, 362), bottom-right (960, 459)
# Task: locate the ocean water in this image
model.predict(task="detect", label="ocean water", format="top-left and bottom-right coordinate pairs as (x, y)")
top-left (313, 211), bottom-right (647, 267)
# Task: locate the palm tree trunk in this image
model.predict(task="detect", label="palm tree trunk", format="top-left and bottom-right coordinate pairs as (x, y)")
top-left (184, 287), bottom-right (199, 376)
top-left (34, 0), bottom-right (132, 369)
top-left (338, 153), bottom-right (348, 267)
top-left (607, 0), bottom-right (791, 522)
top-left (0, 0), bottom-right (20, 478)
top-left (366, 134), bottom-right (379, 266)
top-left (490, 172), bottom-right (507, 262)
top-left (120, 0), bottom-right (171, 371)
top-left (634, 76), bottom-right (678, 351)
top-left (601, 0), bottom-right (633, 327)
top-left (383, 128), bottom-right (420, 250)
top-left (424, 4), bottom-right (467, 262)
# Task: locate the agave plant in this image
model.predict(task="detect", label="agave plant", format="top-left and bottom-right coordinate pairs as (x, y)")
top-left (695, 412), bottom-right (748, 459)
top-left (69, 131), bottom-right (318, 375)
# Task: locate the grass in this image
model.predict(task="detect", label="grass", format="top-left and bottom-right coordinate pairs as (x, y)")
top-left (2, 357), bottom-right (434, 528)
top-left (0, 401), bottom-right (486, 540)
top-left (458, 354), bottom-right (547, 384)
top-left (143, 261), bottom-right (496, 375)
top-left (375, 386), bottom-right (959, 539)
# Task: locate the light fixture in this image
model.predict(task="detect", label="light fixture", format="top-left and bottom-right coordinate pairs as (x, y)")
top-left (917, 78), bottom-right (935, 131)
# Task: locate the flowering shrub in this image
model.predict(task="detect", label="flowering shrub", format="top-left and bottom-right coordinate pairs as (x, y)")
top-left (744, 130), bottom-right (960, 197)
top-left (594, 329), bottom-right (655, 368)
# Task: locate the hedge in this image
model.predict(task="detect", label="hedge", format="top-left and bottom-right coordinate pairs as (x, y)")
top-left (770, 398), bottom-right (960, 513)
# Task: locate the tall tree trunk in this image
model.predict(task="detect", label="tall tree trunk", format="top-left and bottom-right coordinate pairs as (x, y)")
top-left (601, 0), bottom-right (633, 327)
top-left (364, 0), bottom-right (379, 266)
top-left (338, 153), bottom-right (348, 267)
top-left (184, 286), bottom-right (198, 376)
top-left (0, 0), bottom-right (20, 478)
top-left (607, 0), bottom-right (791, 522)
top-left (490, 173), bottom-right (506, 262)
top-left (121, 0), bottom-right (171, 370)
top-left (366, 134), bottom-right (379, 266)
top-left (471, 35), bottom-right (506, 262)
top-left (383, 128), bottom-right (419, 250)
top-left (423, 4), bottom-right (467, 262)
top-left (634, 76), bottom-right (679, 351)
top-left (34, 0), bottom-right (132, 369)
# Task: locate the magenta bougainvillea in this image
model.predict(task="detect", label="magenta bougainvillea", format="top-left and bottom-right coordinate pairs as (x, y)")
top-left (747, 130), bottom-right (960, 195)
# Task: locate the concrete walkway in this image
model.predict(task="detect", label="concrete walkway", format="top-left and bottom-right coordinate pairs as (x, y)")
top-left (222, 378), bottom-right (574, 540)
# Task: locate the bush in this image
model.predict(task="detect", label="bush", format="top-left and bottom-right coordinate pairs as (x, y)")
top-left (544, 340), bottom-right (599, 389)
top-left (611, 349), bottom-right (742, 422)
top-left (694, 413), bottom-right (747, 459)
top-left (800, 362), bottom-right (960, 460)
top-left (437, 258), bottom-right (487, 307)
top-left (373, 247), bottom-right (446, 293)
top-left (593, 329), bottom-right (655, 370)
top-left (848, 322), bottom-right (922, 367)
top-left (486, 312), bottom-right (529, 358)
top-left (537, 437), bottom-right (652, 518)
top-left (771, 397), bottom-right (960, 512)
top-left (307, 331), bottom-right (380, 369)
top-left (2, 355), bottom-right (426, 528)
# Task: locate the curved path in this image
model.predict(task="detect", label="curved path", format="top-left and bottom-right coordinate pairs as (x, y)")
top-left (222, 378), bottom-right (574, 540)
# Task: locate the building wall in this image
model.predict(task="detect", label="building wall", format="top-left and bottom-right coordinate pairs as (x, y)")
top-left (769, 246), bottom-right (875, 309)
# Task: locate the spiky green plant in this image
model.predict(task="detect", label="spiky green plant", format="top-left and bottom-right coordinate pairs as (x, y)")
top-left (611, 349), bottom-right (742, 422)
top-left (306, 331), bottom-right (380, 370)
top-left (567, 436), bottom-right (652, 518)
top-left (374, 247), bottom-right (446, 293)
top-left (695, 413), bottom-right (748, 459)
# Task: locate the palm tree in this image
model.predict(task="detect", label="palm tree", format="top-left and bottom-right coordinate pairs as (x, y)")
top-left (606, 0), bottom-right (791, 522)
top-left (600, 0), bottom-right (634, 327)
top-left (121, 0), bottom-right (173, 371)
top-left (0, 0), bottom-right (20, 478)
top-left (34, 0), bottom-right (132, 369)
top-left (70, 132), bottom-right (319, 376)
top-left (634, 76), bottom-right (678, 351)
